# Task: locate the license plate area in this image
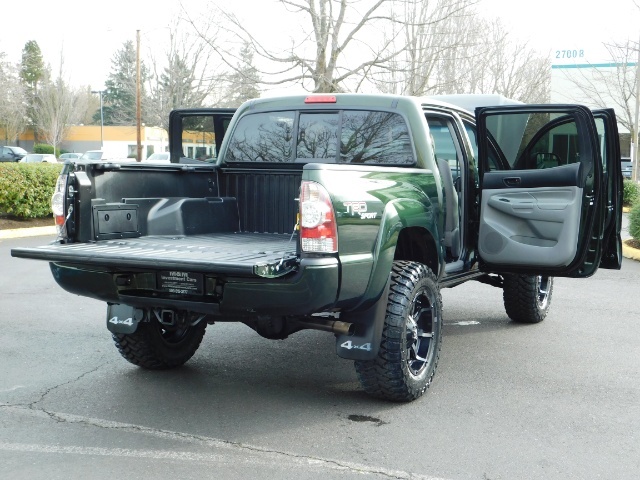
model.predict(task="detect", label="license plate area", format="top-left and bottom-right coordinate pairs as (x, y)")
top-left (157, 271), bottom-right (204, 295)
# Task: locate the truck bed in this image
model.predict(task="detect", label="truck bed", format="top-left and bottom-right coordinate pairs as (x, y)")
top-left (12, 232), bottom-right (298, 276)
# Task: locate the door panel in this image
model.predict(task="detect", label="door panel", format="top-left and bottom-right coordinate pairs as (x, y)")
top-left (480, 184), bottom-right (581, 267)
top-left (476, 105), bottom-right (605, 276)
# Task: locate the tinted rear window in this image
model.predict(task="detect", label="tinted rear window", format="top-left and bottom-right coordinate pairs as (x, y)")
top-left (225, 110), bottom-right (414, 164)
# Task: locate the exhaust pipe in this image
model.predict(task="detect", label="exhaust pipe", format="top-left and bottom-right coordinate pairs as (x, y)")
top-left (295, 319), bottom-right (354, 336)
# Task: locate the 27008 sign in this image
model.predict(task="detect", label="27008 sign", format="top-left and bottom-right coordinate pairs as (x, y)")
top-left (555, 49), bottom-right (584, 59)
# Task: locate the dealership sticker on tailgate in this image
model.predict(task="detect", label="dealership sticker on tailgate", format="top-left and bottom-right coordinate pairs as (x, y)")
top-left (158, 271), bottom-right (204, 295)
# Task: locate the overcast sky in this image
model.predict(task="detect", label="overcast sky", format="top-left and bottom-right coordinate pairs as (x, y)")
top-left (1, 0), bottom-right (638, 90)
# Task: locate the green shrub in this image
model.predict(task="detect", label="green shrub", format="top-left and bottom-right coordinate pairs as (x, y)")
top-left (33, 144), bottom-right (59, 156)
top-left (623, 179), bottom-right (640, 207)
top-left (630, 202), bottom-right (640, 242)
top-left (0, 163), bottom-right (63, 218)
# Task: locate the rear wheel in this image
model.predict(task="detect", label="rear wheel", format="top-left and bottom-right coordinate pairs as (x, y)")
top-left (112, 314), bottom-right (207, 369)
top-left (503, 274), bottom-right (553, 323)
top-left (354, 261), bottom-right (443, 402)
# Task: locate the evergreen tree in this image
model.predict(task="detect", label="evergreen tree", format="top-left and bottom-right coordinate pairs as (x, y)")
top-left (20, 40), bottom-right (46, 91)
top-left (222, 42), bottom-right (260, 107)
top-left (20, 40), bottom-right (48, 140)
top-left (96, 40), bottom-right (148, 126)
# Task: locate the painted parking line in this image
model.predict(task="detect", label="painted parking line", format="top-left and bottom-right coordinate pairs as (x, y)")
top-left (0, 405), bottom-right (451, 480)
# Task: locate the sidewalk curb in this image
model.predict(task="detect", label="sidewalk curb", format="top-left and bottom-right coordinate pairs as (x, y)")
top-left (623, 241), bottom-right (640, 261)
top-left (0, 226), bottom-right (57, 240)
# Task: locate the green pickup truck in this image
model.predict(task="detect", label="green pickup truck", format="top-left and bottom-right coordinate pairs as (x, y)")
top-left (12, 93), bottom-right (623, 402)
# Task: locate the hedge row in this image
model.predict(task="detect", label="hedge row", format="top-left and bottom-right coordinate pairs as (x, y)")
top-left (0, 163), bottom-right (63, 218)
top-left (623, 179), bottom-right (640, 207)
top-left (624, 180), bottom-right (640, 243)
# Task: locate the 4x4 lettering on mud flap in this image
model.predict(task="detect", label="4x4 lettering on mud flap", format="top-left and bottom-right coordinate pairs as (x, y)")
top-left (106, 304), bottom-right (143, 334)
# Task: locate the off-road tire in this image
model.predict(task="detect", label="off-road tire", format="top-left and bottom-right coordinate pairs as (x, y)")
top-left (503, 274), bottom-right (553, 324)
top-left (112, 316), bottom-right (207, 369)
top-left (354, 261), bottom-right (443, 402)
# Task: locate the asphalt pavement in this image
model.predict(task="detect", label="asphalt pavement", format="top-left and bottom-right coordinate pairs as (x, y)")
top-left (1, 231), bottom-right (639, 479)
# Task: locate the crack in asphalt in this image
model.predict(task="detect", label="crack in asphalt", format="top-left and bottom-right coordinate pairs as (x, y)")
top-left (0, 404), bottom-right (448, 480)
top-left (29, 363), bottom-right (108, 411)
top-left (0, 362), bottom-right (111, 412)
top-left (0, 362), bottom-right (443, 478)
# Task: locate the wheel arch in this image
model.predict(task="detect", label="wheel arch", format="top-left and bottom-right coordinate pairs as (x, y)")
top-left (394, 226), bottom-right (440, 277)
top-left (344, 199), bottom-right (442, 313)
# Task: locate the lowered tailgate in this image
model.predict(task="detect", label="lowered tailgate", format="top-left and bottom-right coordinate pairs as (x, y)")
top-left (11, 232), bottom-right (298, 277)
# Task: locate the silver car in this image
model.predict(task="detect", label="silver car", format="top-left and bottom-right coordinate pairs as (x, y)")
top-left (59, 153), bottom-right (83, 161)
top-left (20, 153), bottom-right (58, 164)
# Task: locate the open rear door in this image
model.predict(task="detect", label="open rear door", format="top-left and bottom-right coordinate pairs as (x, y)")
top-left (475, 104), bottom-right (620, 277)
top-left (592, 109), bottom-right (623, 270)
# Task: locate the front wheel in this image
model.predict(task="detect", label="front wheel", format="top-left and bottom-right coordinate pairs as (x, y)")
top-left (112, 314), bottom-right (207, 369)
top-left (354, 261), bottom-right (443, 402)
top-left (503, 274), bottom-right (554, 323)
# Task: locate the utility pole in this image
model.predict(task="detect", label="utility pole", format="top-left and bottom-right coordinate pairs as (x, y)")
top-left (136, 29), bottom-right (142, 162)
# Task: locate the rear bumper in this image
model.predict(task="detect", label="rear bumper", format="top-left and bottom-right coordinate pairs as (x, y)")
top-left (50, 257), bottom-right (339, 316)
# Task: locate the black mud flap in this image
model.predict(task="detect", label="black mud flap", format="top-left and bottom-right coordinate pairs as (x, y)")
top-left (106, 304), bottom-right (144, 334)
top-left (335, 278), bottom-right (390, 361)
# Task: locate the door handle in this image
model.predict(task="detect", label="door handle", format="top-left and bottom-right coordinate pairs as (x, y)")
top-left (503, 177), bottom-right (521, 187)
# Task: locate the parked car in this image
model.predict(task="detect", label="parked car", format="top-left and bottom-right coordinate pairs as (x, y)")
top-left (59, 153), bottom-right (83, 161)
top-left (78, 150), bottom-right (105, 161)
top-left (621, 156), bottom-right (633, 179)
top-left (0, 146), bottom-right (28, 162)
top-left (78, 150), bottom-right (132, 162)
top-left (20, 153), bottom-right (58, 164)
top-left (144, 152), bottom-right (170, 163)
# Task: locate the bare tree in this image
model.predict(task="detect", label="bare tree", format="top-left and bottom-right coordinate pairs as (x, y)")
top-left (76, 86), bottom-right (101, 126)
top-left (372, 0), bottom-right (478, 95)
top-left (220, 41), bottom-right (261, 107)
top-left (189, 0), bottom-right (419, 93)
top-left (375, 7), bottom-right (549, 103)
top-left (145, 21), bottom-right (225, 130)
top-left (479, 20), bottom-right (550, 103)
top-left (33, 57), bottom-right (86, 153)
top-left (0, 53), bottom-right (28, 144)
top-left (185, 0), bottom-right (547, 101)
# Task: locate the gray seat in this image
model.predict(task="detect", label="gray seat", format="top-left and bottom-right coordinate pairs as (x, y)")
top-left (437, 158), bottom-right (460, 258)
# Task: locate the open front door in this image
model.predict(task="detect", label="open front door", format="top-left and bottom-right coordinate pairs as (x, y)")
top-left (476, 104), bottom-right (620, 277)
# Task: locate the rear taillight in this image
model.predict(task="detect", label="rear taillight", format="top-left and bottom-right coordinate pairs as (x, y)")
top-left (51, 174), bottom-right (68, 237)
top-left (299, 181), bottom-right (338, 253)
